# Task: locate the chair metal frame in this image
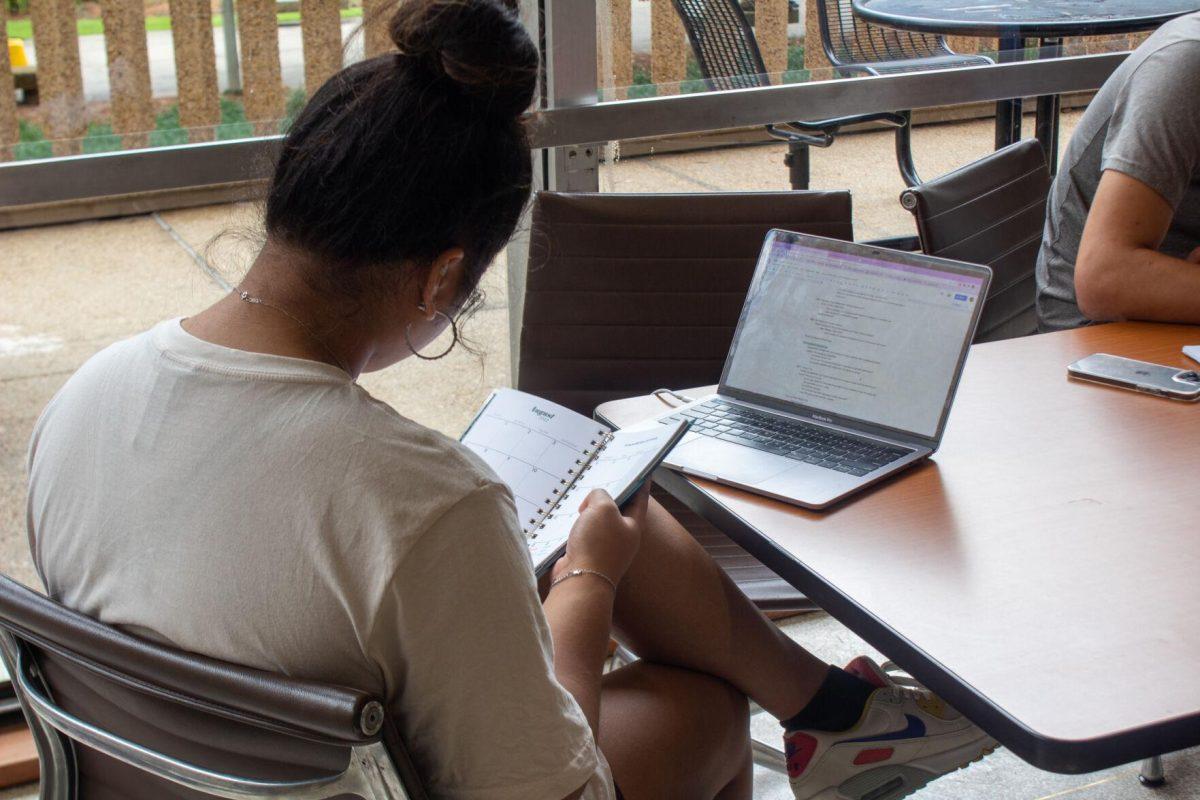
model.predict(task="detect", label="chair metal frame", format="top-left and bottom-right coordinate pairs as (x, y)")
top-left (670, 0), bottom-right (911, 190)
top-left (815, 0), bottom-right (992, 76)
top-left (814, 0), bottom-right (992, 188)
top-left (0, 629), bottom-right (415, 800)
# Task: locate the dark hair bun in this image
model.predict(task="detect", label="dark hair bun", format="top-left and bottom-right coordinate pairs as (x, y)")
top-left (390, 0), bottom-right (538, 118)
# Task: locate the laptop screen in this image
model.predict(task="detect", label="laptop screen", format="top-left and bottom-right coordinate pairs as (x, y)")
top-left (720, 232), bottom-right (988, 440)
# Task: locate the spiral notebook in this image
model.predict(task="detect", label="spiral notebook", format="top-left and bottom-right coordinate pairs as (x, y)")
top-left (461, 389), bottom-right (690, 575)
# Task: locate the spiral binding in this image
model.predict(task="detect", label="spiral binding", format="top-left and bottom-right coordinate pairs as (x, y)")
top-left (523, 429), bottom-right (611, 540)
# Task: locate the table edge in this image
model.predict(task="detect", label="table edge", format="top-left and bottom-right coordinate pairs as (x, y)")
top-left (849, 2), bottom-right (1190, 39)
top-left (595, 406), bottom-right (1200, 773)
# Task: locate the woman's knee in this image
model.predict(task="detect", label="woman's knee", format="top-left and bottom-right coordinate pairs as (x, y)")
top-left (600, 662), bottom-right (750, 799)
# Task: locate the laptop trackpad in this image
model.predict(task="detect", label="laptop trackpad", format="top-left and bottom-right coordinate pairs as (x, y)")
top-left (671, 436), bottom-right (791, 485)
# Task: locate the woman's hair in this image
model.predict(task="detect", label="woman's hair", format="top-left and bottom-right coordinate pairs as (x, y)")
top-left (264, 0), bottom-right (538, 307)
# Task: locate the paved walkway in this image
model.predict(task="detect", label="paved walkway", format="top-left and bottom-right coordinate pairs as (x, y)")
top-left (3, 115), bottom-right (1198, 798)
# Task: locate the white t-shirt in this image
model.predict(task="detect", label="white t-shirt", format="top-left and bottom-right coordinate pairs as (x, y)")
top-left (26, 318), bottom-right (613, 800)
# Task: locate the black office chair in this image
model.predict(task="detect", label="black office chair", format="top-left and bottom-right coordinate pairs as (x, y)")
top-left (0, 573), bottom-right (428, 799)
top-left (671, 0), bottom-right (911, 190)
top-left (899, 139), bottom-right (1050, 343)
top-left (520, 190), bottom-right (858, 617)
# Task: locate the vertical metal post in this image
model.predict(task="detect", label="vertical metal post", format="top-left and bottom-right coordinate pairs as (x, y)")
top-left (508, 0), bottom-right (599, 384)
top-left (222, 0), bottom-right (242, 93)
top-left (1034, 37), bottom-right (1063, 175)
top-left (994, 33), bottom-right (1025, 150)
top-left (506, 0), bottom-right (547, 384)
top-left (543, 0), bottom-right (600, 192)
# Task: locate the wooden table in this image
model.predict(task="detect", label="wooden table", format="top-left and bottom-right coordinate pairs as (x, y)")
top-left (596, 322), bottom-right (1200, 774)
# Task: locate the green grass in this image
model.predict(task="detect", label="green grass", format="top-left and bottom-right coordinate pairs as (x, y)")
top-left (13, 118), bottom-right (52, 160)
top-left (5, 7), bottom-right (362, 39)
top-left (10, 92), bottom-right (291, 160)
top-left (625, 43), bottom-right (807, 99)
top-left (81, 121), bottom-right (122, 153)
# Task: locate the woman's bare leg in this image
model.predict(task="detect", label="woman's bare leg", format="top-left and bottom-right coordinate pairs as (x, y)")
top-left (612, 497), bottom-right (829, 720)
top-left (599, 660), bottom-right (752, 800)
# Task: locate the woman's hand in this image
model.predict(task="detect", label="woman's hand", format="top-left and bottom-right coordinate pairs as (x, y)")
top-left (553, 483), bottom-right (650, 586)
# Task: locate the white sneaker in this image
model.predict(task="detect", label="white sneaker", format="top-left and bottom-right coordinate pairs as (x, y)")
top-left (784, 657), bottom-right (997, 800)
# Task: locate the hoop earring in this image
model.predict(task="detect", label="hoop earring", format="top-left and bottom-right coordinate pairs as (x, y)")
top-left (405, 310), bottom-right (459, 361)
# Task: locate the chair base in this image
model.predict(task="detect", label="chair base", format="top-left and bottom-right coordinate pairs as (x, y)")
top-left (1138, 755), bottom-right (1165, 787)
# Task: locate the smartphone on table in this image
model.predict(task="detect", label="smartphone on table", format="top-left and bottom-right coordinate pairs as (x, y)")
top-left (1067, 353), bottom-right (1200, 401)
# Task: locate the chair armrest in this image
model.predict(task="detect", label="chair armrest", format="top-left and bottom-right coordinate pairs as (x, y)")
top-left (0, 575), bottom-right (382, 745)
top-left (6, 636), bottom-right (393, 800)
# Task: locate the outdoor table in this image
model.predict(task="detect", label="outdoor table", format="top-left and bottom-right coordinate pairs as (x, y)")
top-left (851, 0), bottom-right (1200, 172)
top-left (595, 322), bottom-right (1200, 773)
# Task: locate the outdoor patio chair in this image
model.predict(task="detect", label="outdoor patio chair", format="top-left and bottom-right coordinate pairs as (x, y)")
top-left (817, 0), bottom-right (993, 77)
top-left (520, 190), bottom-right (854, 617)
top-left (0, 572), bottom-right (428, 800)
top-left (670, 0), bottom-right (912, 191)
top-left (816, 0), bottom-right (993, 185)
top-left (900, 138), bottom-right (1050, 343)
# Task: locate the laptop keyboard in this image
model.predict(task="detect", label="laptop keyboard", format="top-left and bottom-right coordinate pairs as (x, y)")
top-left (661, 399), bottom-right (910, 477)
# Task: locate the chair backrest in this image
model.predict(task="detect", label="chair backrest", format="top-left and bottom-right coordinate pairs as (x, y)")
top-left (519, 191), bottom-right (854, 414)
top-left (0, 574), bottom-right (427, 800)
top-left (900, 138), bottom-right (1051, 344)
top-left (816, 0), bottom-right (947, 66)
top-left (670, 0), bottom-right (770, 89)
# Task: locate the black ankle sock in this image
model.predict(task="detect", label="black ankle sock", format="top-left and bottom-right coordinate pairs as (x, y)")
top-left (781, 666), bottom-right (876, 733)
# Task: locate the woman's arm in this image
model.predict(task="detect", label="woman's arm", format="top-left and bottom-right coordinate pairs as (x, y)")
top-left (543, 486), bottom-right (649, 735)
top-left (543, 572), bottom-right (617, 733)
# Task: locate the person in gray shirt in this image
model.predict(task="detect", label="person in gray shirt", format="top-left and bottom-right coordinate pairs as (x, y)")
top-left (1036, 11), bottom-right (1200, 332)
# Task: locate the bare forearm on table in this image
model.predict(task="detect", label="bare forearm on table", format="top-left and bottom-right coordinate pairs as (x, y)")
top-left (1076, 246), bottom-right (1200, 323)
top-left (1075, 169), bottom-right (1200, 324)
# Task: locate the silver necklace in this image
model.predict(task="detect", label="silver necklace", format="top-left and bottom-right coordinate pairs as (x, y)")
top-left (233, 287), bottom-right (351, 376)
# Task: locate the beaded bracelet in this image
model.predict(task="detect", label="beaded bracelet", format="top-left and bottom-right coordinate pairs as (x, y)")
top-left (550, 568), bottom-right (618, 594)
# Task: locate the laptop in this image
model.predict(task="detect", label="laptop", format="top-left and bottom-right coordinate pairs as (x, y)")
top-left (653, 230), bottom-right (991, 509)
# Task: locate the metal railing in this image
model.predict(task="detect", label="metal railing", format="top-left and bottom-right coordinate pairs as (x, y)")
top-left (0, 48), bottom-right (1127, 227)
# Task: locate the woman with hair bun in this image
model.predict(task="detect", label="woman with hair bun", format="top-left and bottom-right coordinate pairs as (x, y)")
top-left (26, 0), bottom-right (993, 798)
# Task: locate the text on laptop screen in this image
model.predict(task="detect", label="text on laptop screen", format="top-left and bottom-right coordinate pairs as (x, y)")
top-left (723, 239), bottom-right (983, 438)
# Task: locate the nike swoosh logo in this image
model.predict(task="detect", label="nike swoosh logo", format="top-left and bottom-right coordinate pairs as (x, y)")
top-left (838, 713), bottom-right (926, 744)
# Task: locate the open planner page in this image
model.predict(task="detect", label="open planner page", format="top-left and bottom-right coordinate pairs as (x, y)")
top-left (538, 423), bottom-right (685, 545)
top-left (460, 388), bottom-right (607, 539)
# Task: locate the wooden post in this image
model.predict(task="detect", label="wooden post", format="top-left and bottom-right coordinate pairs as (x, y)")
top-left (946, 35), bottom-right (994, 56)
top-left (301, 0), bottom-right (343, 94)
top-left (169, 0), bottom-right (221, 140)
top-left (29, 0), bottom-right (86, 153)
top-left (237, 0), bottom-right (285, 128)
top-left (0, 0), bottom-right (19, 158)
top-left (651, 0), bottom-right (687, 94)
top-left (612, 0), bottom-right (633, 97)
top-left (804, 0), bottom-right (831, 71)
top-left (101, 0), bottom-right (154, 148)
top-left (360, 0), bottom-right (393, 58)
top-left (756, 0), bottom-right (788, 80)
top-left (598, 0), bottom-right (633, 99)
